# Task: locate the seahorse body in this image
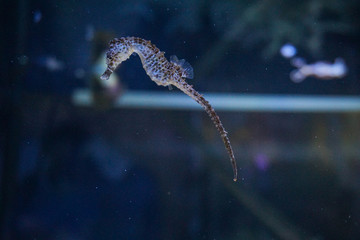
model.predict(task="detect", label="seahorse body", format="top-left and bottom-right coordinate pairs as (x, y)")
top-left (101, 37), bottom-right (238, 181)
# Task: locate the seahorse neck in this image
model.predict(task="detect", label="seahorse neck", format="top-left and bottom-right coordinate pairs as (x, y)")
top-left (130, 43), bottom-right (154, 62)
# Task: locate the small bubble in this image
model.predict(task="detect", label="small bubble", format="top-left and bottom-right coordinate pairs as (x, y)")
top-left (85, 25), bottom-right (94, 42)
top-left (33, 10), bottom-right (42, 23)
top-left (74, 68), bottom-right (85, 79)
top-left (18, 55), bottom-right (29, 65)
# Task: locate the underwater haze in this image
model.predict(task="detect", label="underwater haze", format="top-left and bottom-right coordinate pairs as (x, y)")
top-left (1, 0), bottom-right (360, 239)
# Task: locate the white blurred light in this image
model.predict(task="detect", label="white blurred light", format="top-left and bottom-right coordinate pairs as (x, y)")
top-left (280, 43), bottom-right (297, 58)
top-left (290, 58), bottom-right (347, 83)
top-left (44, 56), bottom-right (65, 71)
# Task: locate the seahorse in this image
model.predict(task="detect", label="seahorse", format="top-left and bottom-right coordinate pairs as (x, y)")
top-left (101, 37), bottom-right (238, 181)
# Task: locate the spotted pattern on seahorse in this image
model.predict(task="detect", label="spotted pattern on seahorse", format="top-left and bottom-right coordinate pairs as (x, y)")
top-left (101, 37), bottom-right (238, 181)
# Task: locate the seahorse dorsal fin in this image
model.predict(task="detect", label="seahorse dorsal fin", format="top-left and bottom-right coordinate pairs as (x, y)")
top-left (170, 55), bottom-right (194, 79)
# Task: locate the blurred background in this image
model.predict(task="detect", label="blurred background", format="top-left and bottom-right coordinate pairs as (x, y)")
top-left (1, 0), bottom-right (360, 239)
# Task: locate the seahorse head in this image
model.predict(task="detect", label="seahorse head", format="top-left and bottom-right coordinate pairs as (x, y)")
top-left (106, 38), bottom-right (133, 68)
top-left (101, 38), bottom-right (133, 80)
